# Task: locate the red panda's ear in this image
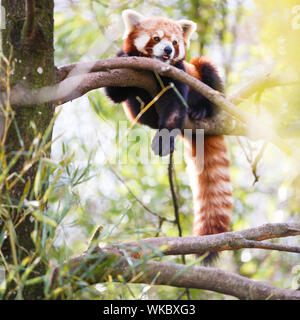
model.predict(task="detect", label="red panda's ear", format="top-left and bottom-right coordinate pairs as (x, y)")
top-left (177, 20), bottom-right (197, 47)
top-left (122, 10), bottom-right (145, 39)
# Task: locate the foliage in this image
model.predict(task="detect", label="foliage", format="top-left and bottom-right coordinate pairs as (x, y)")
top-left (0, 0), bottom-right (299, 300)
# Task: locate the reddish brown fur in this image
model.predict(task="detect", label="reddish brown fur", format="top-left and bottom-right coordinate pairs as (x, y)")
top-left (123, 101), bottom-right (137, 122)
top-left (189, 56), bottom-right (219, 77)
top-left (184, 58), bottom-right (232, 240)
top-left (123, 17), bottom-right (186, 62)
top-left (123, 15), bottom-right (233, 254)
top-left (185, 133), bottom-right (232, 239)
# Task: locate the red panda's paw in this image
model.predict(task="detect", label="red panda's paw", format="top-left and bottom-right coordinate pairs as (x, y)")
top-left (116, 50), bottom-right (129, 58)
top-left (151, 130), bottom-right (176, 157)
top-left (188, 105), bottom-right (208, 120)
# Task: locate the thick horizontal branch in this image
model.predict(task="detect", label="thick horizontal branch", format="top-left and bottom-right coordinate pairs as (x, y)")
top-left (106, 222), bottom-right (300, 257)
top-left (2, 69), bottom-right (154, 106)
top-left (56, 57), bottom-right (298, 147)
top-left (1, 58), bottom-right (246, 136)
top-left (52, 243), bottom-right (300, 300)
top-left (59, 58), bottom-right (298, 154)
top-left (2, 57), bottom-right (298, 141)
top-left (127, 260), bottom-right (300, 300)
top-left (51, 222), bottom-right (300, 299)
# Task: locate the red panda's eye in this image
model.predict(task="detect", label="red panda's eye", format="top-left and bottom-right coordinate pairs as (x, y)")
top-left (153, 36), bottom-right (160, 42)
top-left (172, 40), bottom-right (178, 46)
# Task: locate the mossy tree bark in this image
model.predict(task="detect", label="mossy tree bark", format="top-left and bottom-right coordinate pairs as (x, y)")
top-left (1, 0), bottom-right (55, 299)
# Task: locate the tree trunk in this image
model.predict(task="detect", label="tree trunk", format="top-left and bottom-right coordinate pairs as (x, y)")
top-left (1, 0), bottom-right (54, 299)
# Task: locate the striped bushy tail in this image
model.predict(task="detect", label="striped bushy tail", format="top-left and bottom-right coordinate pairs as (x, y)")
top-left (184, 134), bottom-right (233, 264)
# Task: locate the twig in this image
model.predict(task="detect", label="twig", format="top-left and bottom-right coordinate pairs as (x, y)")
top-left (154, 218), bottom-right (164, 238)
top-left (168, 153), bottom-right (182, 237)
top-left (237, 137), bottom-right (253, 163)
top-left (252, 141), bottom-right (268, 184)
top-left (168, 152), bottom-right (190, 299)
top-left (241, 239), bottom-right (300, 253)
top-left (108, 164), bottom-right (175, 225)
top-left (237, 137), bottom-right (268, 184)
top-left (229, 72), bottom-right (299, 104)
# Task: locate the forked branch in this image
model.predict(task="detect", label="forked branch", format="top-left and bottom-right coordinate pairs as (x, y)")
top-left (51, 222), bottom-right (300, 300)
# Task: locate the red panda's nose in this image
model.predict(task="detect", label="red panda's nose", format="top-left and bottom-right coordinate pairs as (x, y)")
top-left (164, 46), bottom-right (173, 55)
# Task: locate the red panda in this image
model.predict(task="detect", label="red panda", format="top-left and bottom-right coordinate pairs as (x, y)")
top-left (105, 10), bottom-right (233, 264)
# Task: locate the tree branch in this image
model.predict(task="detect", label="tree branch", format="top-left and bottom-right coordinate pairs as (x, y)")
top-left (2, 57), bottom-right (298, 143)
top-left (106, 222), bottom-right (300, 257)
top-left (55, 58), bottom-right (298, 151)
top-left (131, 260), bottom-right (300, 300)
top-left (229, 71), bottom-right (300, 104)
top-left (50, 222), bottom-right (300, 299)
top-left (4, 69), bottom-right (156, 106)
top-left (51, 234), bottom-right (300, 300)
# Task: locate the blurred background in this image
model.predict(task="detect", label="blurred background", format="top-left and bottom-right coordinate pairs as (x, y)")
top-left (50, 0), bottom-right (300, 299)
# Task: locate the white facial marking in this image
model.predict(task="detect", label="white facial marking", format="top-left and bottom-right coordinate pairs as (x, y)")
top-left (171, 34), bottom-right (178, 42)
top-left (134, 33), bottom-right (150, 54)
top-left (176, 40), bottom-right (185, 61)
top-left (156, 30), bottom-right (164, 38)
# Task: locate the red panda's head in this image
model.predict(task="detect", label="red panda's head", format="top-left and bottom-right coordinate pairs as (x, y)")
top-left (122, 10), bottom-right (196, 64)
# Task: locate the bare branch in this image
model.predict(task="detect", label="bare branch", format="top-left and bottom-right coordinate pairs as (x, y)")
top-left (127, 260), bottom-right (300, 300)
top-left (107, 222), bottom-right (300, 256)
top-left (229, 71), bottom-right (299, 104)
top-left (5, 69), bottom-right (155, 106)
top-left (51, 242), bottom-right (300, 300)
